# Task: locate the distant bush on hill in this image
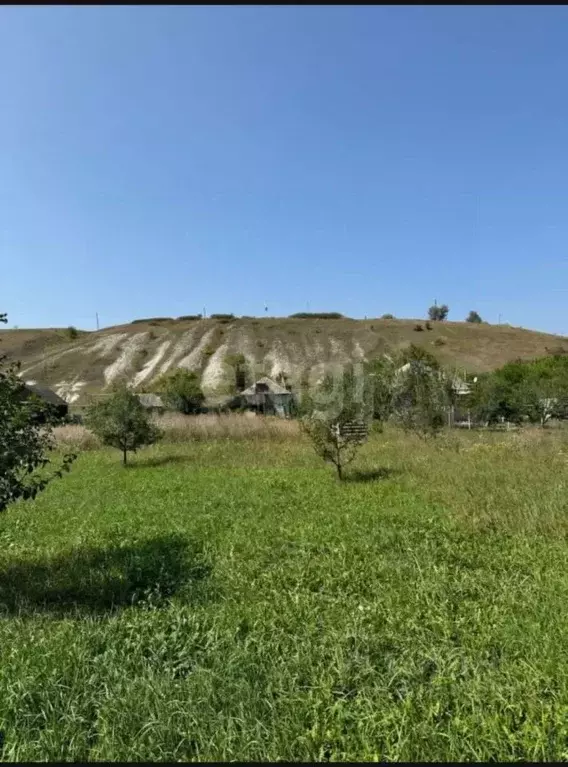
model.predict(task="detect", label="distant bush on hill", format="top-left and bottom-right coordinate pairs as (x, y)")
top-left (210, 314), bottom-right (235, 321)
top-left (177, 315), bottom-right (202, 321)
top-left (131, 318), bottom-right (172, 325)
top-left (381, 313), bottom-right (395, 319)
top-left (289, 312), bottom-right (346, 320)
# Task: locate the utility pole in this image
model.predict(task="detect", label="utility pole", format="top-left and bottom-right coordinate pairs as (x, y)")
top-left (498, 313), bottom-right (502, 325)
top-left (95, 312), bottom-right (99, 331)
top-left (203, 307), bottom-right (206, 319)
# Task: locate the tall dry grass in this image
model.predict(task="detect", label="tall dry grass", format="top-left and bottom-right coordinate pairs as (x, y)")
top-left (54, 413), bottom-right (300, 450)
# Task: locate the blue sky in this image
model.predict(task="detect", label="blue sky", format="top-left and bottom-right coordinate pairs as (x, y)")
top-left (2, 5), bottom-right (568, 334)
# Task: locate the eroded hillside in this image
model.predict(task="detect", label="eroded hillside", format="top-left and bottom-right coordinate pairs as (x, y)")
top-left (2, 317), bottom-right (567, 406)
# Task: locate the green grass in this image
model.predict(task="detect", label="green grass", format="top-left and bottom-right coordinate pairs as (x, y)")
top-left (2, 428), bottom-right (568, 760)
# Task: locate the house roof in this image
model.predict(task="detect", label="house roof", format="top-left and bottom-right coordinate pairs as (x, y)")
top-left (24, 382), bottom-right (68, 408)
top-left (136, 393), bottom-right (165, 409)
top-left (241, 377), bottom-right (291, 397)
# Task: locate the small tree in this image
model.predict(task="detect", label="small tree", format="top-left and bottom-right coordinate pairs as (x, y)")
top-left (153, 369), bottom-right (205, 414)
top-left (85, 386), bottom-right (162, 465)
top-left (428, 304), bottom-right (449, 321)
top-left (0, 313), bottom-right (76, 512)
top-left (381, 313), bottom-right (395, 320)
top-left (466, 311), bottom-right (483, 324)
top-left (301, 410), bottom-right (367, 480)
top-left (300, 362), bottom-right (392, 478)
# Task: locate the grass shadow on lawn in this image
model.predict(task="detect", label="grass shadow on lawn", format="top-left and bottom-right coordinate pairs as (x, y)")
top-left (125, 454), bottom-right (192, 468)
top-left (0, 533), bottom-right (212, 617)
top-left (344, 467), bottom-right (400, 483)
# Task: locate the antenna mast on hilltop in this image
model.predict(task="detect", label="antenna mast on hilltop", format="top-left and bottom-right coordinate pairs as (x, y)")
top-left (95, 312), bottom-right (99, 331)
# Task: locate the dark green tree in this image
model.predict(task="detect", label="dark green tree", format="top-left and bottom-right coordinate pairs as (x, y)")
top-left (85, 386), bottom-right (162, 465)
top-left (466, 310), bottom-right (483, 323)
top-left (428, 304), bottom-right (449, 321)
top-left (153, 369), bottom-right (205, 414)
top-left (0, 313), bottom-right (76, 512)
top-left (390, 353), bottom-right (450, 438)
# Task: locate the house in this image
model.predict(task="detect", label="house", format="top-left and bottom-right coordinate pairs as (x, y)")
top-left (136, 393), bottom-right (165, 414)
top-left (22, 382), bottom-right (69, 420)
top-left (240, 377), bottom-right (294, 417)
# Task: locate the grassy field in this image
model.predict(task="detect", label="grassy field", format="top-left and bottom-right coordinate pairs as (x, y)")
top-left (2, 424), bottom-right (568, 760)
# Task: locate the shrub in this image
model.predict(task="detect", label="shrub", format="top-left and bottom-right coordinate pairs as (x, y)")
top-left (381, 313), bottom-right (395, 319)
top-left (466, 310), bottom-right (483, 323)
top-left (177, 315), bottom-right (202, 321)
top-left (414, 323), bottom-right (424, 332)
top-left (433, 337), bottom-right (446, 347)
top-left (289, 312), bottom-right (346, 319)
top-left (131, 317), bottom-right (172, 324)
top-left (66, 326), bottom-right (79, 340)
top-left (152, 370), bottom-right (205, 415)
top-left (425, 321), bottom-right (432, 331)
top-left (210, 314), bottom-right (235, 321)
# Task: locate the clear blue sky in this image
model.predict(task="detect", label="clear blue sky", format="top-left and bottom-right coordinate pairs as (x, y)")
top-left (2, 5), bottom-right (568, 334)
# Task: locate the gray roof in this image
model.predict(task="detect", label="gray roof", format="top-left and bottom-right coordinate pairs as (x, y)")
top-left (24, 382), bottom-right (68, 408)
top-left (241, 377), bottom-right (291, 397)
top-left (136, 393), bottom-right (165, 409)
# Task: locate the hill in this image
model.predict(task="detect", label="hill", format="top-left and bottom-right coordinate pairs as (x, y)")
top-left (2, 316), bottom-right (568, 407)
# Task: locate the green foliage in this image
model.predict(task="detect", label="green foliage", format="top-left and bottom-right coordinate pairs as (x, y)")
top-left (177, 315), bottom-right (202, 321)
top-left (85, 387), bottom-right (162, 464)
top-left (380, 313), bottom-right (395, 319)
top-left (0, 314), bottom-right (76, 512)
top-left (153, 370), bottom-right (205, 414)
top-left (131, 318), bottom-right (172, 324)
top-left (433, 337), bottom-right (446, 346)
top-left (299, 361), bottom-right (394, 477)
top-left (390, 354), bottom-right (450, 438)
top-left (300, 411), bottom-right (367, 480)
top-left (288, 312), bottom-right (345, 319)
top-left (428, 304), bottom-right (449, 321)
top-left (466, 310), bottom-right (483, 323)
top-left (66, 326), bottom-right (79, 340)
top-left (399, 343), bottom-right (441, 370)
top-left (210, 314), bottom-right (235, 321)
top-left (413, 323), bottom-right (424, 332)
top-left (469, 355), bottom-right (568, 427)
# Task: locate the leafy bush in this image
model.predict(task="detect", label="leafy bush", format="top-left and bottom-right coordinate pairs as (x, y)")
top-left (177, 315), bottom-right (202, 321)
top-left (466, 310), bottom-right (483, 323)
top-left (210, 314), bottom-right (235, 321)
top-left (433, 337), bottom-right (446, 347)
top-left (380, 313), bottom-right (395, 319)
top-left (414, 323), bottom-right (425, 332)
top-left (131, 318), bottom-right (172, 324)
top-left (288, 312), bottom-right (346, 319)
top-left (152, 370), bottom-right (205, 415)
top-left (66, 326), bottom-right (79, 340)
